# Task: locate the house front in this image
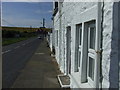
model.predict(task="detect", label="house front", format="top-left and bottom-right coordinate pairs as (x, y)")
top-left (49, 0), bottom-right (119, 89)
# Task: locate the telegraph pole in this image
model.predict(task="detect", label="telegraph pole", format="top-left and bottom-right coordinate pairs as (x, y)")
top-left (43, 18), bottom-right (45, 28)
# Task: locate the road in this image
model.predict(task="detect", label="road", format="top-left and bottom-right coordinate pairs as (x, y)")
top-left (2, 37), bottom-right (42, 88)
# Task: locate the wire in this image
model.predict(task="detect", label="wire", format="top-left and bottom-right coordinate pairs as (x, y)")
top-left (2, 19), bottom-right (16, 27)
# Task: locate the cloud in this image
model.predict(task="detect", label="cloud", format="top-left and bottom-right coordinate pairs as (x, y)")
top-left (45, 21), bottom-right (53, 28)
top-left (34, 10), bottom-right (41, 14)
top-left (48, 10), bottom-right (52, 13)
top-left (35, 10), bottom-right (52, 14)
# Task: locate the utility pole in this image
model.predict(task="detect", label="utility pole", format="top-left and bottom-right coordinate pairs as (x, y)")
top-left (43, 18), bottom-right (45, 28)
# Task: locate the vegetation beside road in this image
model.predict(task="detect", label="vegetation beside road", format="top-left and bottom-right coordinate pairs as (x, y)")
top-left (2, 26), bottom-right (52, 32)
top-left (2, 26), bottom-right (39, 32)
top-left (2, 26), bottom-right (52, 46)
top-left (2, 27), bottom-right (38, 46)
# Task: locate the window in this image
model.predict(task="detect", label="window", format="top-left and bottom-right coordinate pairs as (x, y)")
top-left (75, 24), bottom-right (82, 72)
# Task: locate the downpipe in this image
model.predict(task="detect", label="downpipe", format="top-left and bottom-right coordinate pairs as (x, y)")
top-left (95, 1), bottom-right (102, 89)
top-left (95, 0), bottom-right (104, 89)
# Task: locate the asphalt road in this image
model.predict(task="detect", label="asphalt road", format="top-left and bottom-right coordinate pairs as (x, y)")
top-left (2, 37), bottom-right (42, 88)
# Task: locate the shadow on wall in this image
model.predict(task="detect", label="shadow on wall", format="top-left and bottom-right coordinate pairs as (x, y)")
top-left (118, 2), bottom-right (120, 89)
top-left (109, 2), bottom-right (119, 88)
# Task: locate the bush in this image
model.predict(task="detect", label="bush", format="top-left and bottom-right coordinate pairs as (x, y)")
top-left (2, 30), bottom-right (37, 38)
top-left (2, 30), bottom-right (20, 38)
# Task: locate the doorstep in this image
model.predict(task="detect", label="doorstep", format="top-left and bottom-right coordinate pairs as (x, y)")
top-left (57, 74), bottom-right (70, 88)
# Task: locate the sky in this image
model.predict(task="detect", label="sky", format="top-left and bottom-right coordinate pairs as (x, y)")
top-left (2, 0), bottom-right (53, 2)
top-left (2, 2), bottom-right (53, 28)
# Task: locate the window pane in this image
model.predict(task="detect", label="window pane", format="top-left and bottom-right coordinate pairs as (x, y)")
top-left (78, 52), bottom-right (81, 67)
top-left (88, 57), bottom-right (94, 80)
top-left (76, 48), bottom-right (79, 72)
top-left (79, 27), bottom-right (82, 45)
top-left (75, 51), bottom-right (81, 72)
top-left (90, 27), bottom-right (95, 49)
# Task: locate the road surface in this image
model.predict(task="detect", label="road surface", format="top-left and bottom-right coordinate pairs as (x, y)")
top-left (2, 37), bottom-right (42, 88)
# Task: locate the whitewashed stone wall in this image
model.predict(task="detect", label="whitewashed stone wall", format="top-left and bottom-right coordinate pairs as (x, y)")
top-left (102, 2), bottom-right (113, 88)
top-left (60, 2), bottom-right (97, 75)
top-left (49, 33), bottom-right (53, 51)
top-left (53, 12), bottom-right (60, 64)
top-left (53, 1), bottom-right (119, 88)
top-left (102, 2), bottom-right (119, 88)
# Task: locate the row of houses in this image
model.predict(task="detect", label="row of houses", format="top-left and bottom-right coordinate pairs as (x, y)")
top-left (48, 1), bottom-right (119, 89)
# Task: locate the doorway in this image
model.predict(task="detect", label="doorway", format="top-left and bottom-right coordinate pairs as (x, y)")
top-left (66, 26), bottom-right (71, 75)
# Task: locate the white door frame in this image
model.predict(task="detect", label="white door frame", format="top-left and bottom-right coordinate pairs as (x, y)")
top-left (87, 23), bottom-right (96, 87)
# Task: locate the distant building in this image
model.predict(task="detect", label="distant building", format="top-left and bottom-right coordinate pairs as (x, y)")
top-left (49, 1), bottom-right (119, 89)
top-left (40, 27), bottom-right (45, 29)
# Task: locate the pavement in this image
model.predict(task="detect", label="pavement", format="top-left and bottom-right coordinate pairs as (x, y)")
top-left (11, 38), bottom-right (61, 88)
top-left (2, 37), bottom-right (42, 88)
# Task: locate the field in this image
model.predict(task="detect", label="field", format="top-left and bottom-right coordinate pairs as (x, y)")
top-left (2, 26), bottom-right (52, 32)
top-left (2, 27), bottom-right (38, 32)
top-left (2, 26), bottom-right (52, 46)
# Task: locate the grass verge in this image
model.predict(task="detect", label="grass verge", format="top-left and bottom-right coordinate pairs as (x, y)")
top-left (2, 37), bottom-right (33, 46)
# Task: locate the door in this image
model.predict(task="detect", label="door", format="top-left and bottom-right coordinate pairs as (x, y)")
top-left (66, 26), bottom-right (71, 75)
top-left (75, 24), bottom-right (82, 72)
top-left (87, 22), bottom-right (96, 87)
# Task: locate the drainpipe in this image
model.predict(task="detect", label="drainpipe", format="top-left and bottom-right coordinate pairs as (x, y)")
top-left (95, 0), bottom-right (104, 89)
top-left (99, 0), bottom-right (104, 89)
top-left (95, 1), bottom-right (102, 88)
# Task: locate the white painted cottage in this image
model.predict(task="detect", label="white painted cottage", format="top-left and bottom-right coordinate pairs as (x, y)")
top-left (49, 0), bottom-right (119, 89)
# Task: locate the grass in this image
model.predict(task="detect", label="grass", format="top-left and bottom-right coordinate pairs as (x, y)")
top-left (2, 26), bottom-right (52, 32)
top-left (2, 37), bottom-right (32, 46)
top-left (2, 26), bottom-right (51, 46)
